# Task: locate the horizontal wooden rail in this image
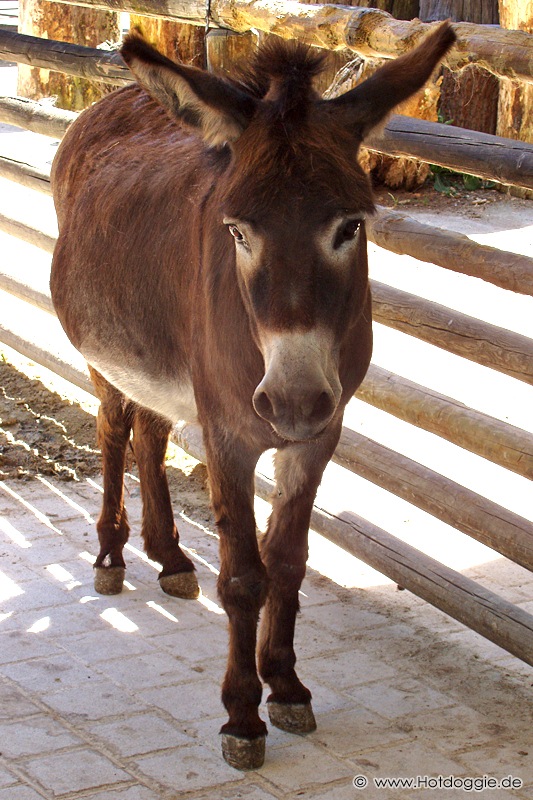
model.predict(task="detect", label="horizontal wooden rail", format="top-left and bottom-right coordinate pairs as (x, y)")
top-left (0, 213), bottom-right (56, 254)
top-left (359, 365), bottom-right (533, 480)
top-left (367, 209), bottom-right (533, 297)
top-left (365, 117), bottom-right (533, 190)
top-left (371, 281), bottom-right (533, 385)
top-left (2, 50), bottom-right (533, 189)
top-left (176, 420), bottom-right (533, 668)
top-left (0, 325), bottom-right (93, 395)
top-left (0, 155), bottom-right (52, 193)
top-left (0, 96), bottom-right (77, 138)
top-left (334, 428), bottom-right (533, 571)
top-left (0, 273), bottom-right (55, 316)
top-left (0, 259), bottom-right (530, 480)
top-left (47, 0), bottom-right (533, 83)
top-left (0, 30), bottom-right (131, 86)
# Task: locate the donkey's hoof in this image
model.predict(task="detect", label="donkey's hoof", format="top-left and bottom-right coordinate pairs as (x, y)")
top-left (94, 566), bottom-right (125, 595)
top-left (221, 733), bottom-right (266, 771)
top-left (159, 571), bottom-right (200, 599)
top-left (267, 701), bottom-right (317, 734)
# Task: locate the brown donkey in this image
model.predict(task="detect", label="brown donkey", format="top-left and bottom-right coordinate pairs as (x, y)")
top-left (50, 23), bottom-right (455, 770)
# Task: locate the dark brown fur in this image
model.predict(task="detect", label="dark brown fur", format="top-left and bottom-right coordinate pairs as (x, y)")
top-left (50, 24), bottom-right (456, 767)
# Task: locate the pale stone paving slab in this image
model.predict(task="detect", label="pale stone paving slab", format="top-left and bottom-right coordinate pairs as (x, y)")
top-left (1, 654), bottom-right (102, 693)
top-left (0, 787), bottom-right (47, 800)
top-left (0, 630), bottom-right (62, 664)
top-left (86, 712), bottom-right (194, 758)
top-left (299, 648), bottom-right (397, 691)
top-left (0, 681), bottom-right (43, 720)
top-left (83, 788), bottom-right (169, 800)
top-left (201, 786), bottom-right (282, 800)
top-left (347, 678), bottom-right (454, 719)
top-left (37, 681), bottom-right (149, 723)
top-left (310, 707), bottom-right (414, 758)
top-left (57, 628), bottom-right (160, 664)
top-left (0, 716), bottom-right (81, 758)
top-left (133, 744), bottom-right (248, 793)
top-left (254, 738), bottom-right (356, 793)
top-left (22, 749), bottom-right (132, 796)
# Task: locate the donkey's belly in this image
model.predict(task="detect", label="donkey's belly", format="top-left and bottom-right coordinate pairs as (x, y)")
top-left (85, 350), bottom-right (197, 424)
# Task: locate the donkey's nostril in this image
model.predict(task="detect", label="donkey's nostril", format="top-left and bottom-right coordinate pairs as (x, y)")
top-left (310, 390), bottom-right (334, 424)
top-left (253, 389), bottom-right (275, 422)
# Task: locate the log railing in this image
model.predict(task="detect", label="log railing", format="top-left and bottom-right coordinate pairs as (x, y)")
top-left (0, 30), bottom-right (131, 86)
top-left (3, 32), bottom-right (533, 190)
top-left (46, 0), bottom-right (533, 83)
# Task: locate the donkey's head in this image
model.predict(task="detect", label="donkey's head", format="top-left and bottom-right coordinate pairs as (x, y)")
top-left (122, 24), bottom-right (455, 441)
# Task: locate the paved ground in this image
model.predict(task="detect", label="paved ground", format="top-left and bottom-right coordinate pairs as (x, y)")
top-left (1, 468), bottom-right (533, 800)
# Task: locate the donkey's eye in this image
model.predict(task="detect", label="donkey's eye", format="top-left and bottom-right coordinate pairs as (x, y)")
top-left (228, 225), bottom-right (246, 244)
top-left (334, 218), bottom-right (361, 249)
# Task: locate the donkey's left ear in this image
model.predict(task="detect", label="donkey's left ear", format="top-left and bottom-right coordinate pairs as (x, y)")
top-left (121, 32), bottom-right (257, 147)
top-left (325, 21), bottom-right (456, 139)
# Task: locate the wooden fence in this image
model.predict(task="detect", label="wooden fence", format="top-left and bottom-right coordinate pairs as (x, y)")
top-left (1, 3), bottom-right (533, 666)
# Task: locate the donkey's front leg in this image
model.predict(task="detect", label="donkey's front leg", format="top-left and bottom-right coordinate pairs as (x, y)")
top-left (205, 431), bottom-right (268, 771)
top-left (258, 423), bottom-right (341, 735)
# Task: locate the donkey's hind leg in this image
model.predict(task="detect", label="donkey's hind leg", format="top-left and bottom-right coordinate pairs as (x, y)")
top-left (132, 408), bottom-right (199, 599)
top-left (89, 366), bottom-right (132, 595)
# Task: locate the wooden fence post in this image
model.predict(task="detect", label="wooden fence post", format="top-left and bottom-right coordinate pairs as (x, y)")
top-left (498, 1), bottom-right (533, 199)
top-left (419, 1), bottom-right (500, 139)
top-left (17, 0), bottom-right (120, 109)
top-left (206, 28), bottom-right (255, 76)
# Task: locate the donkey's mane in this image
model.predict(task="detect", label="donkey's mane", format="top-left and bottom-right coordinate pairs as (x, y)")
top-left (233, 39), bottom-right (327, 104)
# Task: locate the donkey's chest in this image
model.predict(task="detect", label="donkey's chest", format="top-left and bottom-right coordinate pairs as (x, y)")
top-left (85, 350), bottom-right (197, 424)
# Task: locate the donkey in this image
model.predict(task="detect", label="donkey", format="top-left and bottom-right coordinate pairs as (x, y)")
top-left (50, 23), bottom-right (455, 770)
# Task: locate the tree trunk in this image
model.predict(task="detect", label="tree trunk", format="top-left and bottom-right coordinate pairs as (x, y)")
top-left (206, 29), bottom-right (256, 77)
top-left (17, 0), bottom-right (120, 110)
top-left (497, 1), bottom-right (533, 198)
top-left (439, 66), bottom-right (499, 132)
top-left (498, 0), bottom-right (533, 28)
top-left (420, 0), bottom-right (499, 136)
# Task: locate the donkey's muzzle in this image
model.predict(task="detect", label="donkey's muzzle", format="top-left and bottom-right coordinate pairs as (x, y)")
top-left (253, 378), bottom-right (338, 441)
top-left (253, 328), bottom-right (342, 441)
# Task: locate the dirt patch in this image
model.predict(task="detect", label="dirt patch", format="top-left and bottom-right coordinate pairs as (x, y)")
top-left (0, 355), bottom-right (212, 523)
top-left (0, 357), bottom-right (100, 481)
top-left (373, 181), bottom-right (531, 223)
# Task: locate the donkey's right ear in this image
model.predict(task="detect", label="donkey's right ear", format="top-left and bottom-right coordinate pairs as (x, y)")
top-left (121, 32), bottom-right (257, 147)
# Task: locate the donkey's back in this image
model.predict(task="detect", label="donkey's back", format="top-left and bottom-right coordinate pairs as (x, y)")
top-left (51, 84), bottom-right (215, 422)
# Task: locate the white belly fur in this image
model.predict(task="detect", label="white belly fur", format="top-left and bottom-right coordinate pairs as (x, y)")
top-left (85, 352), bottom-right (197, 424)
